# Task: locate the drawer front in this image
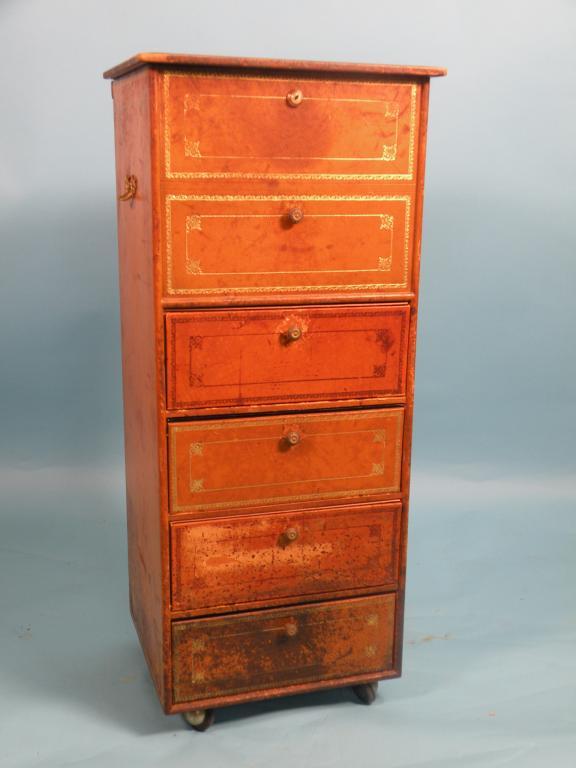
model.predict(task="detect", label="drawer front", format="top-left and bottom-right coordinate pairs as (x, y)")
top-left (169, 408), bottom-right (404, 514)
top-left (166, 305), bottom-right (410, 410)
top-left (172, 594), bottom-right (396, 702)
top-left (171, 502), bottom-right (401, 612)
top-left (162, 72), bottom-right (419, 181)
top-left (163, 195), bottom-right (414, 301)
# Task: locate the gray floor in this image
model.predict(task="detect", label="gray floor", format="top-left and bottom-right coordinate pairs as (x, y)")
top-left (1, 462), bottom-right (574, 767)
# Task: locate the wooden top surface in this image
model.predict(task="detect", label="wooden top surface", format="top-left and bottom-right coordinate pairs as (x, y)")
top-left (103, 52), bottom-right (447, 80)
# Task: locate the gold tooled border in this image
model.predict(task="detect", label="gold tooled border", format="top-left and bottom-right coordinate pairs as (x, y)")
top-left (163, 72), bottom-right (417, 181)
top-left (165, 194), bottom-right (412, 296)
top-left (184, 213), bottom-right (394, 276)
top-left (169, 410), bottom-right (404, 512)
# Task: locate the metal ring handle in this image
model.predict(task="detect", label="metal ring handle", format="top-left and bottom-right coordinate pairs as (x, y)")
top-left (118, 174), bottom-right (137, 201)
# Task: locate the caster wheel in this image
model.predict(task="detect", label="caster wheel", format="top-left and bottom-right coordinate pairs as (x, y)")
top-left (182, 708), bottom-right (215, 732)
top-left (352, 681), bottom-right (378, 705)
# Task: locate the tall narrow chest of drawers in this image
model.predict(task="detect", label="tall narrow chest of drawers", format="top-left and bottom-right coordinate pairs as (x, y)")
top-left (104, 53), bottom-right (446, 730)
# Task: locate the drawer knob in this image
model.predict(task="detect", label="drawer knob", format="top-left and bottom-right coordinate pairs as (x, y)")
top-left (286, 89), bottom-right (303, 107)
top-left (287, 207), bottom-right (304, 224)
top-left (284, 527), bottom-right (299, 543)
top-left (284, 327), bottom-right (302, 342)
top-left (285, 621), bottom-right (298, 637)
top-left (285, 431), bottom-right (301, 447)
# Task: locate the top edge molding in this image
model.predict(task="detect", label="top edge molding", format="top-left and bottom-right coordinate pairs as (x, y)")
top-left (103, 52), bottom-right (447, 80)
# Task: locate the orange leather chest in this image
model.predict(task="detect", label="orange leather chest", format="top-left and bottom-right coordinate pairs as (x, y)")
top-left (105, 52), bottom-right (445, 726)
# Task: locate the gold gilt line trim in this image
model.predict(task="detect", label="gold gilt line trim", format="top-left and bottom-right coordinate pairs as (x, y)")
top-left (408, 83), bottom-right (417, 174)
top-left (181, 93), bottom-right (401, 162)
top-left (168, 284), bottom-right (410, 295)
top-left (162, 72), bottom-right (418, 180)
top-left (178, 154), bottom-right (398, 162)
top-left (185, 426), bottom-right (392, 444)
top-left (166, 171), bottom-right (413, 180)
top-left (187, 93), bottom-right (402, 105)
top-left (164, 73), bottom-right (171, 178)
top-left (186, 213), bottom-right (391, 216)
top-left (379, 213), bottom-right (394, 270)
top-left (167, 194), bottom-right (411, 201)
top-left (181, 92), bottom-right (400, 161)
top-left (182, 212), bottom-right (393, 276)
top-left (188, 468), bottom-right (389, 495)
top-left (187, 427), bottom-right (391, 493)
top-left (165, 195), bottom-right (411, 294)
top-left (166, 197), bottom-right (173, 290)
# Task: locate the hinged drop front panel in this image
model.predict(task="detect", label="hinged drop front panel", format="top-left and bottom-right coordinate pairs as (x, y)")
top-left (162, 73), bottom-right (420, 180)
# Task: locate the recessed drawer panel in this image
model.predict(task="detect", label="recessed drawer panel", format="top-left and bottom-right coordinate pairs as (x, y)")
top-left (166, 305), bottom-right (410, 410)
top-left (169, 408), bottom-right (404, 515)
top-left (163, 196), bottom-right (414, 302)
top-left (162, 72), bottom-right (419, 181)
top-left (172, 594), bottom-right (396, 703)
top-left (171, 502), bottom-right (401, 612)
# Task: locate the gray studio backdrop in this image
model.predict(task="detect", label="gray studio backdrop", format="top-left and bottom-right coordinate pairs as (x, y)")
top-left (1, 1), bottom-right (575, 767)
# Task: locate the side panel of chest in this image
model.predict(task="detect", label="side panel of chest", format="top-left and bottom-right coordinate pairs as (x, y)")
top-left (111, 69), bottom-right (166, 703)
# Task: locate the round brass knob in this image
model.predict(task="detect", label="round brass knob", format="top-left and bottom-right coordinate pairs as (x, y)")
top-left (285, 431), bottom-right (301, 446)
top-left (284, 527), bottom-right (299, 542)
top-left (284, 327), bottom-right (302, 342)
top-left (287, 207), bottom-right (304, 224)
top-left (286, 89), bottom-right (303, 107)
top-left (285, 622), bottom-right (298, 637)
